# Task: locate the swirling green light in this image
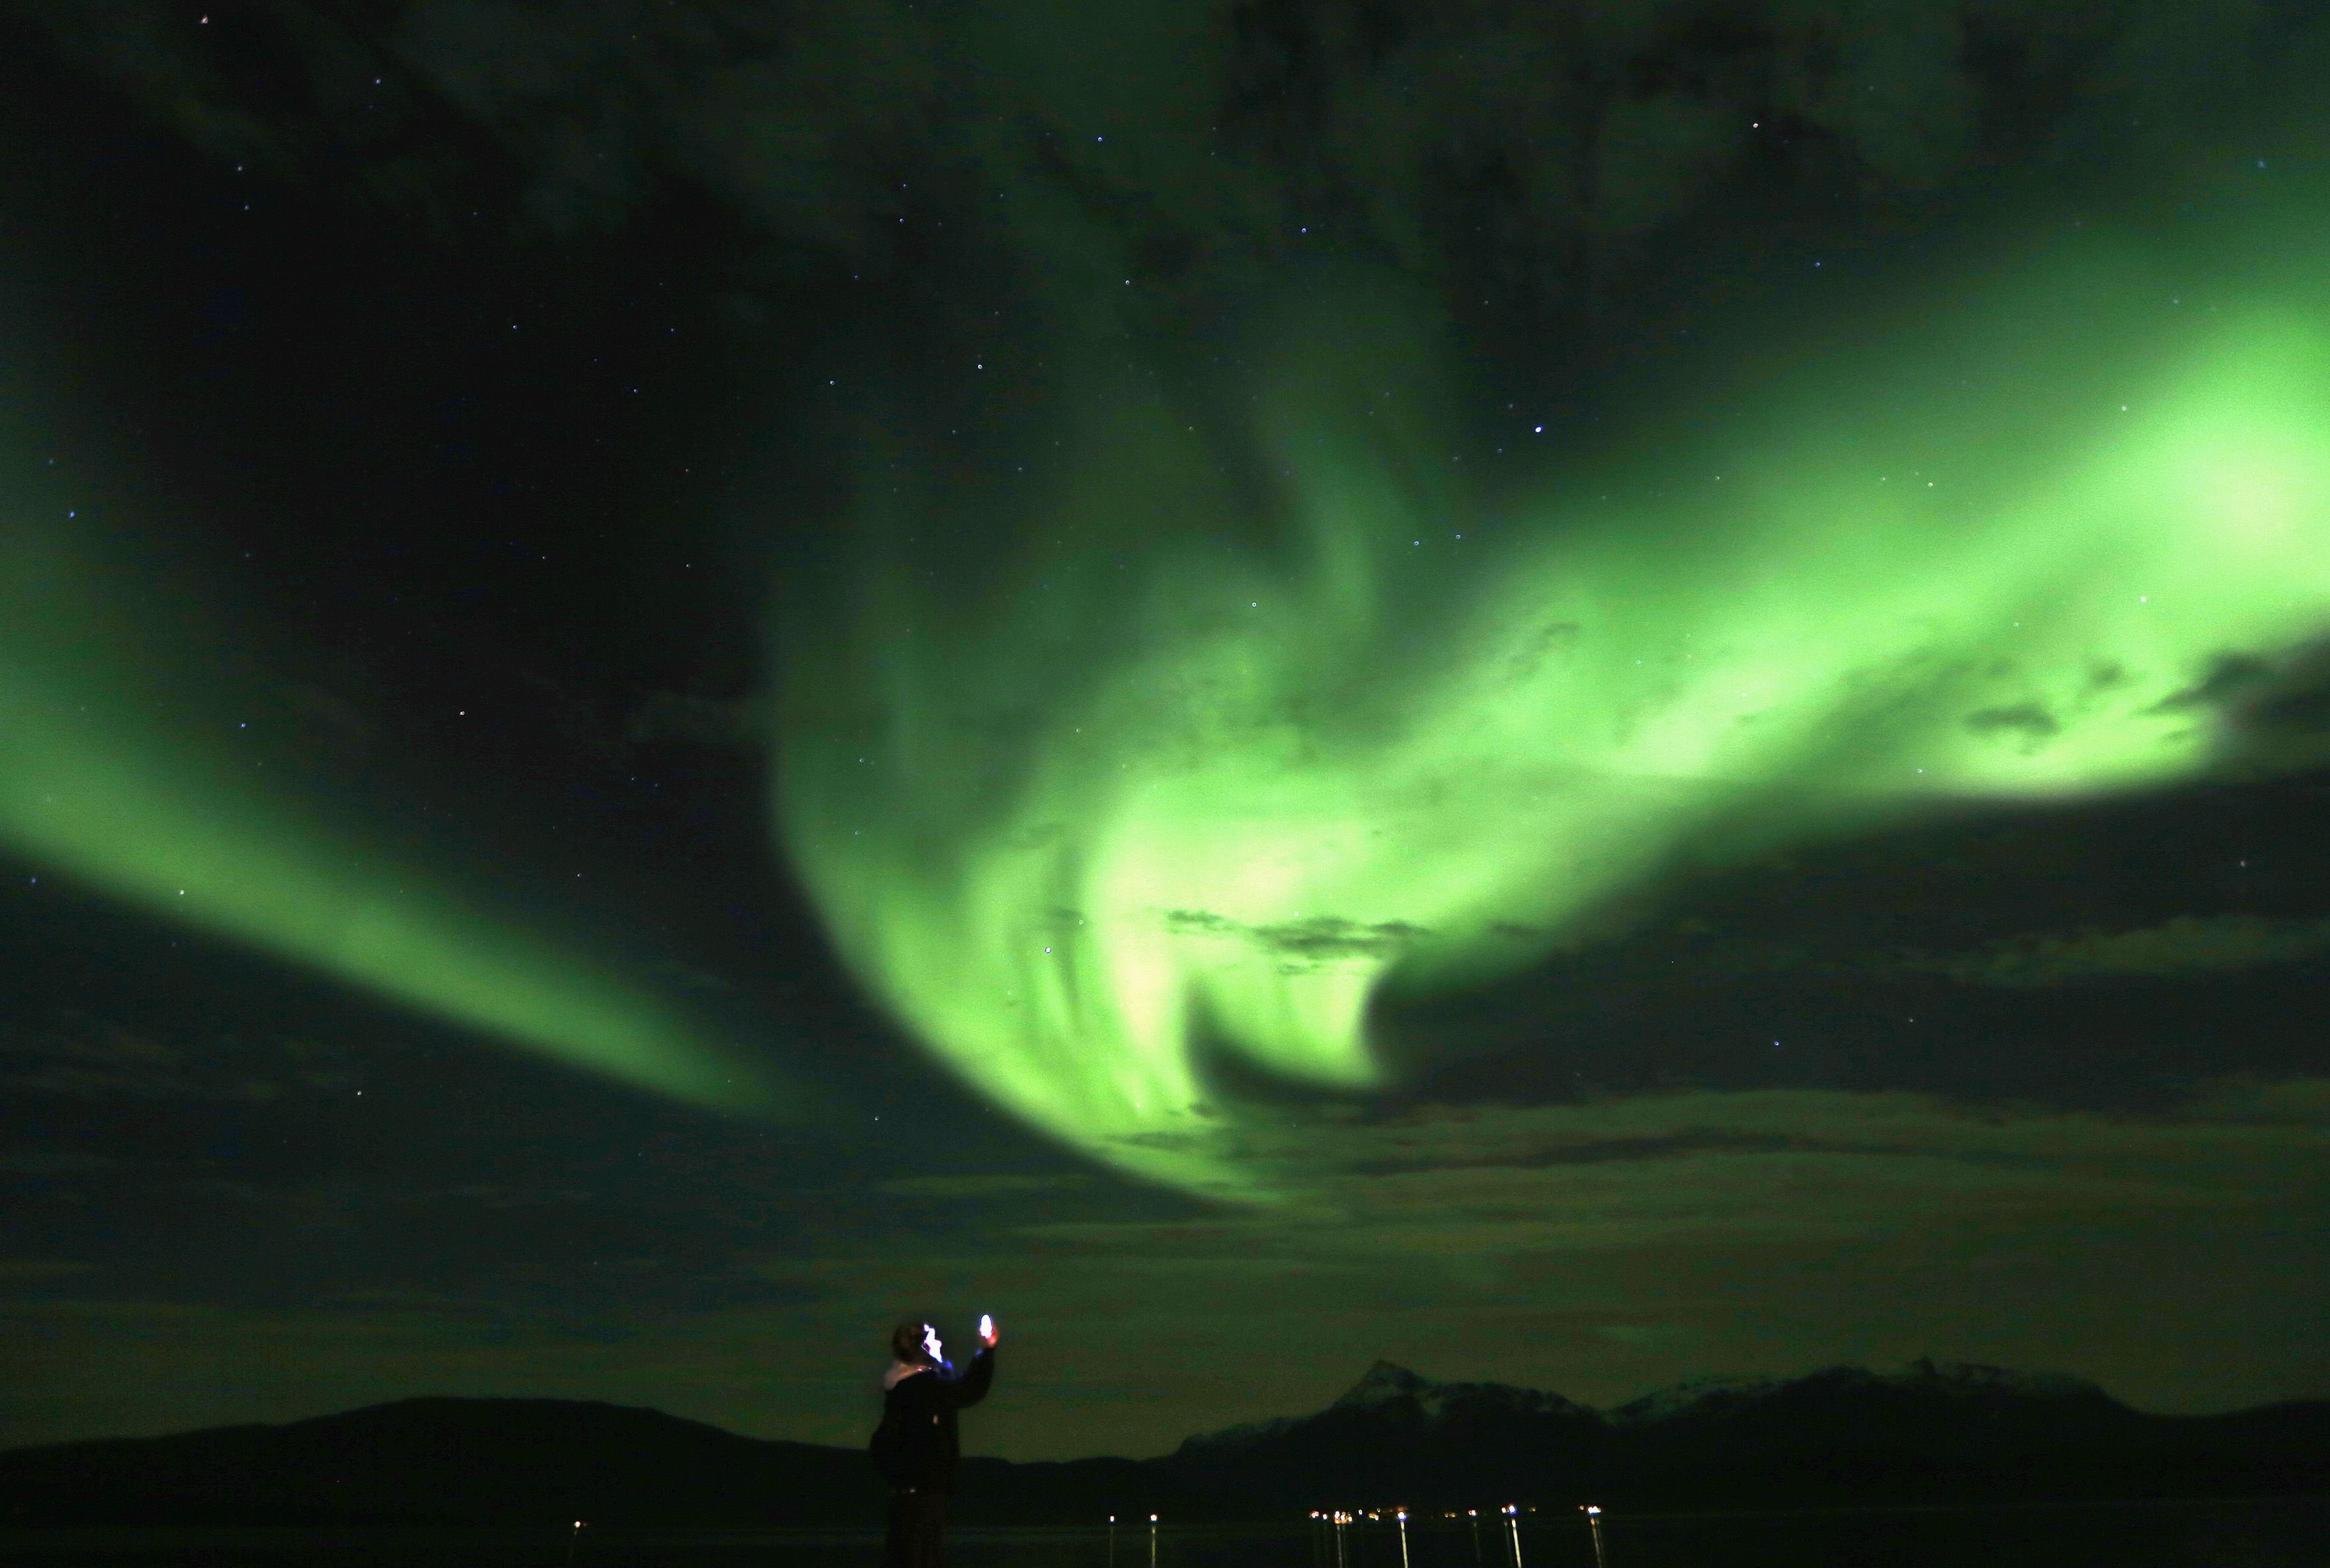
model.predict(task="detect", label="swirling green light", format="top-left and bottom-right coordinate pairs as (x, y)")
top-left (778, 236), bottom-right (2330, 1195)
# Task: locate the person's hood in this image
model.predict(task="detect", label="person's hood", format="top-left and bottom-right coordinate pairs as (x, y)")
top-left (885, 1360), bottom-right (935, 1390)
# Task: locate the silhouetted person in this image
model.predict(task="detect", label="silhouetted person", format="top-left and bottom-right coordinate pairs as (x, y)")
top-left (871, 1313), bottom-right (998, 1568)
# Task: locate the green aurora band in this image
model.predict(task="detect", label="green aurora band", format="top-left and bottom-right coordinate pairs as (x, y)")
top-left (778, 233), bottom-right (2330, 1195)
top-left (0, 475), bottom-right (782, 1116)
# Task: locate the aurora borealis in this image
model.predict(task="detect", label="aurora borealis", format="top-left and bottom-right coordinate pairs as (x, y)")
top-left (780, 231), bottom-right (2330, 1191)
top-left (4, 0), bottom-right (2329, 1471)
top-left (0, 490), bottom-right (786, 1117)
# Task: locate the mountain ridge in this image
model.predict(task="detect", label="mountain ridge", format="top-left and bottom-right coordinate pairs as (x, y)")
top-left (5, 1360), bottom-right (2325, 1526)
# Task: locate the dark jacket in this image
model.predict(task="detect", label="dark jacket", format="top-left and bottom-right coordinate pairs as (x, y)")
top-left (875, 1346), bottom-right (995, 1494)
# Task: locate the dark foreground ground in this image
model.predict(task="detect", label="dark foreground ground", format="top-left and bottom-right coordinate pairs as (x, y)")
top-left (3, 1498), bottom-right (2326, 1568)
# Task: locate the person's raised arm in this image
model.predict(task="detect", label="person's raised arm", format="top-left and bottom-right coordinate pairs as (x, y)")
top-left (949, 1315), bottom-right (998, 1407)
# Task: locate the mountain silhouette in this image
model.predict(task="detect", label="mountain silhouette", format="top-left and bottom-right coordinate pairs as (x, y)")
top-left (1160, 1358), bottom-right (2329, 1515)
top-left (5, 1361), bottom-right (2324, 1527)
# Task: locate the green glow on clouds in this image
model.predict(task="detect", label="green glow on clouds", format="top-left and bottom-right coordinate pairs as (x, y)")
top-left (0, 502), bottom-right (780, 1116)
top-left (778, 234), bottom-right (2330, 1194)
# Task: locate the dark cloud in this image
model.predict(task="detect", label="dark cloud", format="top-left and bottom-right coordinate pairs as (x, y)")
top-left (23, 0), bottom-right (2328, 320)
top-left (1929, 914), bottom-right (2330, 988)
top-left (1505, 620), bottom-right (1581, 681)
top-left (1963, 700), bottom-right (2058, 740)
top-left (0, 1151), bottom-right (120, 1176)
top-left (0, 1010), bottom-right (360, 1103)
top-left (2152, 652), bottom-right (2281, 715)
top-left (1252, 916), bottom-right (1427, 958)
top-left (1164, 908), bottom-right (1429, 968)
top-left (1657, 914), bottom-right (2330, 990)
top-left (1163, 909), bottom-right (1238, 936)
top-left (877, 1171), bottom-right (1093, 1200)
top-left (1345, 1129), bottom-right (1822, 1177)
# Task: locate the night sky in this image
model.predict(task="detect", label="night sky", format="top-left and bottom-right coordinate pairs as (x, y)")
top-left (3, 1), bottom-right (2327, 1464)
